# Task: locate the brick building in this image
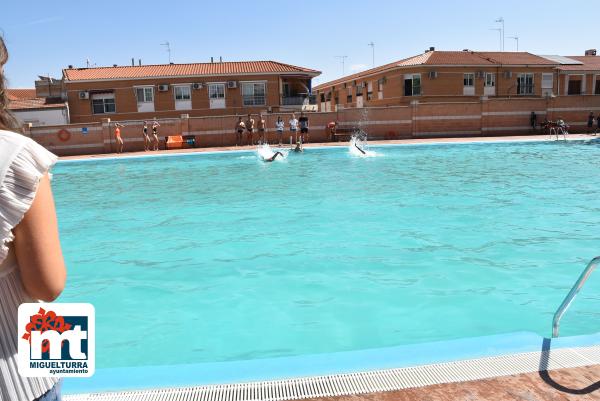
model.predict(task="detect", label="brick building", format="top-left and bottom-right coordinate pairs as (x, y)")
top-left (314, 49), bottom-right (600, 111)
top-left (63, 61), bottom-right (320, 123)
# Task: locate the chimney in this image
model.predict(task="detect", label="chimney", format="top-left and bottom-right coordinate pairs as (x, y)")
top-left (219, 56), bottom-right (222, 62)
top-left (138, 59), bottom-right (141, 66)
top-left (68, 64), bottom-right (73, 69)
top-left (429, 46), bottom-right (435, 51)
top-left (585, 49), bottom-right (597, 56)
top-left (131, 58), bottom-right (135, 66)
top-left (113, 64), bottom-right (117, 67)
top-left (211, 57), bottom-right (214, 63)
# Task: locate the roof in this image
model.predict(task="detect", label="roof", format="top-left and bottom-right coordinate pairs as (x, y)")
top-left (314, 50), bottom-right (560, 91)
top-left (557, 56), bottom-right (600, 71)
top-left (538, 55), bottom-right (583, 65)
top-left (63, 61), bottom-right (321, 81)
top-left (6, 89), bottom-right (66, 110)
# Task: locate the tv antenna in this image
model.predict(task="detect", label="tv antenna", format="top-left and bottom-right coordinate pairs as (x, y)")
top-left (161, 41), bottom-right (171, 63)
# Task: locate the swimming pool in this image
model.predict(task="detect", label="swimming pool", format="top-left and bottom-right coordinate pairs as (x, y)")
top-left (53, 140), bottom-right (600, 370)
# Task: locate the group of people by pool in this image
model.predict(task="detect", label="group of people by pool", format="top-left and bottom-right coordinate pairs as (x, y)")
top-left (113, 120), bottom-right (161, 153)
top-left (236, 112), bottom-right (310, 146)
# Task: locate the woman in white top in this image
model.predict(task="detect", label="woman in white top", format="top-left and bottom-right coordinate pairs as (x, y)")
top-left (289, 113), bottom-right (299, 143)
top-left (0, 37), bottom-right (67, 401)
top-left (275, 116), bottom-right (284, 146)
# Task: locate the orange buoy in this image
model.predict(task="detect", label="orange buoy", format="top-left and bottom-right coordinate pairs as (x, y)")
top-left (57, 129), bottom-right (71, 142)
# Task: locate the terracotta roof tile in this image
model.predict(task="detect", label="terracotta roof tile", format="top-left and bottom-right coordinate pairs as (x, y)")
top-left (64, 61), bottom-right (320, 81)
top-left (422, 51), bottom-right (495, 65)
top-left (557, 56), bottom-right (600, 71)
top-left (6, 89), bottom-right (66, 110)
top-left (476, 52), bottom-right (556, 65)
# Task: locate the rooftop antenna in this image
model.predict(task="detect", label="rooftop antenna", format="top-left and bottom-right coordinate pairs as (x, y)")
top-left (494, 17), bottom-right (505, 51)
top-left (489, 28), bottom-right (502, 51)
top-left (335, 55), bottom-right (348, 75)
top-left (161, 41), bottom-right (171, 63)
top-left (368, 42), bottom-right (375, 67)
top-left (507, 36), bottom-right (519, 51)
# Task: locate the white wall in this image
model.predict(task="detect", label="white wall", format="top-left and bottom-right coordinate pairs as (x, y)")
top-left (12, 108), bottom-right (69, 126)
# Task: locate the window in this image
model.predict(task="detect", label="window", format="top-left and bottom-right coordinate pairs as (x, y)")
top-left (334, 91), bottom-right (339, 104)
top-left (404, 74), bottom-right (421, 96)
top-left (320, 92), bottom-right (325, 102)
top-left (464, 73), bottom-right (475, 87)
top-left (326, 92), bottom-right (332, 101)
top-left (367, 81), bottom-right (373, 100)
top-left (484, 73), bottom-right (495, 87)
top-left (517, 73), bottom-right (534, 95)
top-left (347, 86), bottom-right (352, 103)
top-left (91, 93), bottom-right (115, 114)
top-left (173, 85), bottom-right (192, 110)
top-left (567, 79), bottom-right (582, 95)
top-left (209, 84), bottom-right (225, 99)
top-left (174, 85), bottom-right (191, 100)
top-left (541, 73), bottom-right (554, 97)
top-left (136, 87), bottom-right (154, 102)
top-left (595, 79), bottom-right (600, 95)
top-left (356, 85), bottom-right (363, 96)
top-left (241, 82), bottom-right (266, 106)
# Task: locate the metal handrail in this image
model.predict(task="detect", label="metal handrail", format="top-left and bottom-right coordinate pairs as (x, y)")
top-left (552, 256), bottom-right (600, 338)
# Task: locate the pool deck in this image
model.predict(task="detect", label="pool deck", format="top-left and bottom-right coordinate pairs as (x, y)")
top-left (58, 133), bottom-right (598, 161)
top-left (311, 365), bottom-right (599, 401)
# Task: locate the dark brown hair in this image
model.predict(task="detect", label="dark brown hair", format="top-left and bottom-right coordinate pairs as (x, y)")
top-left (0, 37), bottom-right (20, 131)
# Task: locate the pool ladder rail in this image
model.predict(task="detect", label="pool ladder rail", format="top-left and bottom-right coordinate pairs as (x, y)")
top-left (552, 256), bottom-right (599, 338)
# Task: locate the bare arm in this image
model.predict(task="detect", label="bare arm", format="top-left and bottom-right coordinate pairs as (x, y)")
top-left (13, 174), bottom-right (66, 301)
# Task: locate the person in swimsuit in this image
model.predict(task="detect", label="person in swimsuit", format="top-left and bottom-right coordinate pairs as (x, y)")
top-left (245, 114), bottom-right (255, 146)
top-left (142, 121), bottom-right (150, 151)
top-left (114, 122), bottom-right (124, 154)
top-left (258, 113), bottom-right (266, 144)
top-left (151, 120), bottom-right (160, 151)
top-left (298, 112), bottom-right (309, 143)
top-left (292, 140), bottom-right (303, 153)
top-left (235, 116), bottom-right (245, 146)
top-left (263, 151), bottom-right (284, 162)
top-left (354, 142), bottom-right (366, 155)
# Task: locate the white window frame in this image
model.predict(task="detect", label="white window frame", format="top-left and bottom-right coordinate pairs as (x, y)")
top-left (463, 73), bottom-right (475, 87)
top-left (135, 86), bottom-right (154, 103)
top-left (208, 83), bottom-right (225, 99)
top-left (241, 81), bottom-right (266, 106)
top-left (174, 85), bottom-right (191, 101)
top-left (484, 73), bottom-right (495, 87)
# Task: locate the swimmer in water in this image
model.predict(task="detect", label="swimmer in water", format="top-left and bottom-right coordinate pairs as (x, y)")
top-left (292, 141), bottom-right (303, 152)
top-left (263, 151), bottom-right (284, 162)
top-left (354, 142), bottom-right (366, 155)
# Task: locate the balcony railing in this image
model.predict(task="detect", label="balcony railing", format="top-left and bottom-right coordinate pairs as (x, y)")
top-left (242, 95), bottom-right (266, 106)
top-left (281, 95), bottom-right (317, 106)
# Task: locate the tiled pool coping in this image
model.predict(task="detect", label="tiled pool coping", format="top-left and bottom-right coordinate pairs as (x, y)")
top-left (62, 331), bottom-right (600, 395)
top-left (57, 134), bottom-right (599, 163)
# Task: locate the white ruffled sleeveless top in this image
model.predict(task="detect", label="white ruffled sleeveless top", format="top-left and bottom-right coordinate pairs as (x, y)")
top-left (0, 130), bottom-right (59, 401)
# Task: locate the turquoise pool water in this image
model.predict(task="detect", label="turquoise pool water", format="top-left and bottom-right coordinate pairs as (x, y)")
top-left (53, 140), bottom-right (600, 369)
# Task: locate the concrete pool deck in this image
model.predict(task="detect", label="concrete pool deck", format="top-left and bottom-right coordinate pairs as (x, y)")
top-left (58, 133), bottom-right (599, 161)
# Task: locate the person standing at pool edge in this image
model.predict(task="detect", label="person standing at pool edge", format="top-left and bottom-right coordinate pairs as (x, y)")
top-left (114, 122), bottom-right (124, 154)
top-left (245, 114), bottom-right (255, 146)
top-left (0, 36), bottom-right (67, 401)
top-left (275, 116), bottom-right (285, 146)
top-left (289, 113), bottom-right (299, 143)
top-left (152, 119), bottom-right (161, 151)
top-left (142, 121), bottom-right (150, 151)
top-left (299, 112), bottom-right (309, 143)
top-left (235, 116), bottom-right (245, 146)
top-left (588, 112), bottom-right (595, 134)
top-left (258, 113), bottom-right (266, 144)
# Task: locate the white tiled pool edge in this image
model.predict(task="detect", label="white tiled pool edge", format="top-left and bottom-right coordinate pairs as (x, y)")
top-left (63, 345), bottom-right (599, 401)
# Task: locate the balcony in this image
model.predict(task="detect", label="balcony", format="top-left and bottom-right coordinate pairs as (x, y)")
top-left (242, 95), bottom-right (266, 106)
top-left (281, 95), bottom-right (317, 106)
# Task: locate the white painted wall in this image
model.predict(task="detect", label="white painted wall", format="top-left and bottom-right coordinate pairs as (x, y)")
top-left (12, 107), bottom-right (69, 126)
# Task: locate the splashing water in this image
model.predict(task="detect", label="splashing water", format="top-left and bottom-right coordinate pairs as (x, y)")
top-left (257, 143), bottom-right (288, 162)
top-left (349, 131), bottom-right (379, 158)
